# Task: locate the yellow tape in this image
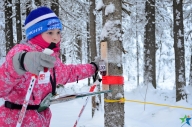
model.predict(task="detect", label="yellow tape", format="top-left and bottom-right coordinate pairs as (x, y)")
top-left (104, 98), bottom-right (192, 110)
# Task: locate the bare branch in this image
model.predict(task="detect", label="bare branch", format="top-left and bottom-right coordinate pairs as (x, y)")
top-left (122, 1), bottom-right (133, 6)
top-left (122, 7), bottom-right (131, 16)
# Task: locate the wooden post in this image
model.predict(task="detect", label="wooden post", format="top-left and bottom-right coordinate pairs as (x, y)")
top-left (100, 41), bottom-right (109, 90)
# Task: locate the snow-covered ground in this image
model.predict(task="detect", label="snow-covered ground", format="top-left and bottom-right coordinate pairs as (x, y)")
top-left (0, 78), bottom-right (192, 127)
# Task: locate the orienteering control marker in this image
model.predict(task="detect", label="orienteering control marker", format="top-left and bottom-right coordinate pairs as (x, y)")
top-left (100, 41), bottom-right (109, 90)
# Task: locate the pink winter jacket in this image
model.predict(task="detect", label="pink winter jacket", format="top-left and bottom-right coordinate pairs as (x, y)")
top-left (0, 40), bottom-right (96, 127)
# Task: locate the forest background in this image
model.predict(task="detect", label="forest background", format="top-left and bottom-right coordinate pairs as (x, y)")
top-left (0, 0), bottom-right (192, 126)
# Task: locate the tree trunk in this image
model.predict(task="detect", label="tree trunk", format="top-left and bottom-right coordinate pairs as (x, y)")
top-left (15, 0), bottom-right (22, 43)
top-left (51, 0), bottom-right (59, 16)
top-left (5, 0), bottom-right (14, 54)
top-left (189, 52), bottom-right (192, 85)
top-left (61, 50), bottom-right (66, 63)
top-left (173, 0), bottom-right (186, 102)
top-left (89, 0), bottom-right (97, 62)
top-left (35, 0), bottom-right (41, 7)
top-left (26, 0), bottom-right (31, 16)
top-left (144, 0), bottom-right (156, 88)
top-left (87, 5), bottom-right (91, 86)
top-left (76, 35), bottom-right (82, 62)
top-left (89, 0), bottom-right (99, 117)
top-left (102, 0), bottom-right (124, 126)
top-left (136, 1), bottom-right (139, 86)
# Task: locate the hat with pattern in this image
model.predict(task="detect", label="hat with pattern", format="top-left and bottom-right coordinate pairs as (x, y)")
top-left (25, 6), bottom-right (62, 40)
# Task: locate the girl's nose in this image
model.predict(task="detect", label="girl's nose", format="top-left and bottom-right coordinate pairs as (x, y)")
top-left (52, 35), bottom-right (58, 42)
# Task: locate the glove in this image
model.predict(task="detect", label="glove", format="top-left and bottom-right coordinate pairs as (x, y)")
top-left (90, 56), bottom-right (100, 72)
top-left (13, 51), bottom-right (56, 75)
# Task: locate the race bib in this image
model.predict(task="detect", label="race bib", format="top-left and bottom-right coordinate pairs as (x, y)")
top-left (38, 71), bottom-right (50, 84)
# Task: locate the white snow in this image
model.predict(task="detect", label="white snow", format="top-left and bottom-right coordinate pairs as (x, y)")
top-left (100, 20), bottom-right (121, 42)
top-left (105, 3), bottom-right (115, 16)
top-left (46, 78), bottom-right (192, 127)
top-left (95, 0), bottom-right (104, 11)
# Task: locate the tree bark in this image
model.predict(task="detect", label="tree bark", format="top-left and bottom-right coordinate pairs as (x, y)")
top-left (26, 0), bottom-right (31, 16)
top-left (173, 0), bottom-right (186, 102)
top-left (89, 0), bottom-right (99, 117)
top-left (15, 0), bottom-right (22, 43)
top-left (5, 0), bottom-right (14, 54)
top-left (51, 0), bottom-right (59, 16)
top-left (102, 0), bottom-right (124, 126)
top-left (144, 0), bottom-right (156, 88)
top-left (87, 3), bottom-right (91, 86)
top-left (35, 0), bottom-right (41, 7)
top-left (189, 53), bottom-right (192, 85)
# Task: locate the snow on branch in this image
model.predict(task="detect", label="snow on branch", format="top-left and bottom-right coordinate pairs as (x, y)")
top-left (96, 0), bottom-right (104, 11)
top-left (101, 20), bottom-right (122, 42)
top-left (105, 3), bottom-right (115, 15)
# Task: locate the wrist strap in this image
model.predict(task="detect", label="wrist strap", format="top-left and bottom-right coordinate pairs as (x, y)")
top-left (20, 52), bottom-right (27, 71)
top-left (90, 62), bottom-right (98, 72)
top-left (50, 68), bottom-right (57, 96)
top-left (90, 62), bottom-right (98, 82)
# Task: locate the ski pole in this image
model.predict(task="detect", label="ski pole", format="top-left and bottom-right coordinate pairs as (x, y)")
top-left (73, 59), bottom-right (106, 127)
top-left (16, 74), bottom-right (37, 127)
top-left (16, 48), bottom-right (54, 127)
top-left (73, 79), bottom-right (101, 127)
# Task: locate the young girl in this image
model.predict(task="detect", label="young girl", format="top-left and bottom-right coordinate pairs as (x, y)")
top-left (0, 6), bottom-right (98, 127)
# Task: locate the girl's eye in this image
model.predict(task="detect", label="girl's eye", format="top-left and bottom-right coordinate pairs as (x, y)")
top-left (48, 32), bottom-right (52, 35)
top-left (57, 31), bottom-right (61, 34)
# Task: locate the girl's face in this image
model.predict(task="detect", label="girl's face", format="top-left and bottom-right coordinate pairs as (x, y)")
top-left (41, 29), bottom-right (61, 44)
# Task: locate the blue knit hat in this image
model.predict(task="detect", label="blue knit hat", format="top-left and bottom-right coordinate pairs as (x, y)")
top-left (25, 6), bottom-right (62, 40)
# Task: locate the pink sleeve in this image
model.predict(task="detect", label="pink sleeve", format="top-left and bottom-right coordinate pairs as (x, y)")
top-left (55, 57), bottom-right (96, 85)
top-left (0, 44), bottom-right (30, 97)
